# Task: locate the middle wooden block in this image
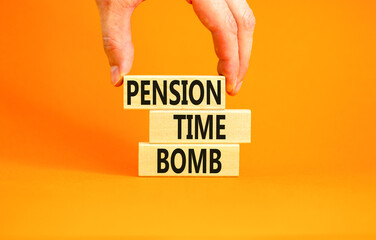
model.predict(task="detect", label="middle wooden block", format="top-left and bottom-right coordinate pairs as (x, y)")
top-left (150, 109), bottom-right (251, 143)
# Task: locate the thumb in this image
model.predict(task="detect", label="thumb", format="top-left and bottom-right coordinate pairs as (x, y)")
top-left (96, 0), bottom-right (140, 86)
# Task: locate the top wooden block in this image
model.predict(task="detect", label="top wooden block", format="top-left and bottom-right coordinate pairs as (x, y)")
top-left (123, 75), bottom-right (225, 109)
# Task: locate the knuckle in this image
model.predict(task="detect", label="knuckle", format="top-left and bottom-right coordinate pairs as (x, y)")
top-left (96, 0), bottom-right (143, 9)
top-left (102, 36), bottom-right (121, 52)
top-left (241, 8), bottom-right (256, 31)
top-left (96, 0), bottom-right (111, 8)
top-left (225, 12), bottom-right (238, 35)
top-left (118, 0), bottom-right (142, 8)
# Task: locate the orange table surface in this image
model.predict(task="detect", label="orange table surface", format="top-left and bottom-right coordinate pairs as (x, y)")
top-left (0, 0), bottom-right (375, 238)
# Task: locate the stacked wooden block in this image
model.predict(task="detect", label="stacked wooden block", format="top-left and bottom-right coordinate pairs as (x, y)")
top-left (123, 76), bottom-right (251, 176)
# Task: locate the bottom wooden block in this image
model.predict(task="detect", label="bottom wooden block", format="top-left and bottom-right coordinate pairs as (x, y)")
top-left (139, 143), bottom-right (239, 176)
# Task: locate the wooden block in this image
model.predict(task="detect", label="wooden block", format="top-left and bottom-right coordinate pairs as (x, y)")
top-left (149, 110), bottom-right (251, 143)
top-left (123, 75), bottom-right (225, 109)
top-left (139, 143), bottom-right (239, 176)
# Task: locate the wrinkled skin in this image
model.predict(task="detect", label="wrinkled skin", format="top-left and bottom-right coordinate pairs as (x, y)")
top-left (96, 0), bottom-right (255, 95)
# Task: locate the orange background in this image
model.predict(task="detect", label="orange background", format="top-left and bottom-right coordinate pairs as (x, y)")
top-left (0, 0), bottom-right (375, 239)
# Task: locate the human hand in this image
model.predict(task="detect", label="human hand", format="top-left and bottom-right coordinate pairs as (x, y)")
top-left (96, 0), bottom-right (255, 95)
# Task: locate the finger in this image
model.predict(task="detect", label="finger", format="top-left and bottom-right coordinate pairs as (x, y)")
top-left (224, 0), bottom-right (255, 94)
top-left (96, 0), bottom-right (141, 86)
top-left (190, 0), bottom-right (239, 94)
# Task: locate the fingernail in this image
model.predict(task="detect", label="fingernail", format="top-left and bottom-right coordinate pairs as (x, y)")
top-left (226, 83), bottom-right (233, 93)
top-left (226, 81), bottom-right (237, 94)
top-left (111, 66), bottom-right (122, 86)
top-left (234, 81), bottom-right (243, 94)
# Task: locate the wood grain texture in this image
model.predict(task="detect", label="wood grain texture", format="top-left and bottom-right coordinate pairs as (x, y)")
top-left (123, 75), bottom-right (225, 109)
top-left (139, 143), bottom-right (239, 176)
top-left (149, 110), bottom-right (251, 143)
